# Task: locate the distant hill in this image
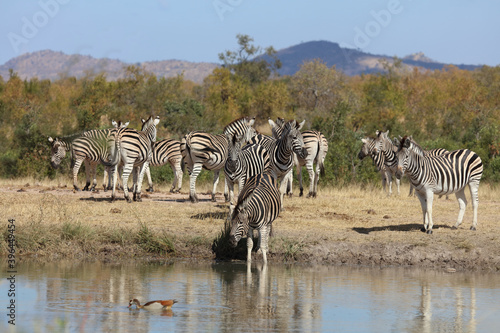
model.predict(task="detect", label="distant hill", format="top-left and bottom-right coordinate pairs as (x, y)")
top-left (0, 50), bottom-right (218, 83)
top-left (0, 42), bottom-right (482, 83)
top-left (271, 40), bottom-right (481, 76)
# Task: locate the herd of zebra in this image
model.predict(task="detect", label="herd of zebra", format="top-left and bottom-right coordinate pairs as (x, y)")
top-left (48, 115), bottom-right (327, 262)
top-left (48, 116), bottom-right (483, 261)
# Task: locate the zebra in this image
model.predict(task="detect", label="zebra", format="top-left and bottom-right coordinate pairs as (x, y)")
top-left (391, 135), bottom-right (450, 198)
top-left (249, 119), bottom-right (308, 207)
top-left (270, 118), bottom-right (328, 198)
top-left (180, 116), bottom-right (257, 203)
top-left (229, 172), bottom-right (281, 263)
top-left (357, 136), bottom-right (399, 195)
top-left (224, 131), bottom-right (271, 216)
top-left (395, 136), bottom-right (483, 234)
top-left (142, 138), bottom-right (184, 193)
top-left (48, 121), bottom-right (128, 191)
top-left (102, 115), bottom-right (160, 202)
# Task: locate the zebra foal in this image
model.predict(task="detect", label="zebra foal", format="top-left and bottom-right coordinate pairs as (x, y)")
top-left (143, 138), bottom-right (184, 193)
top-left (229, 173), bottom-right (281, 263)
top-left (395, 136), bottom-right (483, 234)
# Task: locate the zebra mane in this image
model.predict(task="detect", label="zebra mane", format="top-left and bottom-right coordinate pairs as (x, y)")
top-left (50, 132), bottom-right (84, 144)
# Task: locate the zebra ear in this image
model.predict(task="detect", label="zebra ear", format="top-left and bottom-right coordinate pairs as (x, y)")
top-left (297, 120), bottom-right (305, 130)
top-left (124, 121), bottom-right (130, 127)
top-left (384, 130), bottom-right (389, 137)
top-left (112, 120), bottom-right (117, 127)
top-left (154, 117), bottom-right (160, 125)
top-left (248, 117), bottom-right (255, 127)
top-left (403, 138), bottom-right (411, 148)
top-left (141, 118), bottom-right (146, 124)
top-left (268, 119), bottom-right (276, 128)
top-left (376, 130), bottom-right (380, 136)
top-left (48, 137), bottom-right (53, 143)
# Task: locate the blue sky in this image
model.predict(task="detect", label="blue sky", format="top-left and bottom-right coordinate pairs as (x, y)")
top-left (1, 0), bottom-right (499, 67)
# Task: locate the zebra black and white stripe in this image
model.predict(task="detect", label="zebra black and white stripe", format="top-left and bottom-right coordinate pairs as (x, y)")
top-left (358, 136), bottom-right (398, 195)
top-left (395, 136), bottom-right (483, 233)
top-left (229, 172), bottom-right (281, 263)
top-left (249, 119), bottom-right (308, 207)
top-left (224, 132), bottom-right (271, 216)
top-left (143, 138), bottom-right (184, 193)
top-left (102, 116), bottom-right (160, 202)
top-left (270, 118), bottom-right (328, 198)
top-left (180, 117), bottom-right (257, 203)
top-left (48, 121), bottom-right (128, 191)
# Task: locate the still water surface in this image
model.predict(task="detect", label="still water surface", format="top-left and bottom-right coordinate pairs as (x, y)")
top-left (1, 261), bottom-right (499, 332)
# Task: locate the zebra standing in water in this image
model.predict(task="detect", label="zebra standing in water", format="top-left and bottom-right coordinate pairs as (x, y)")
top-left (48, 121), bottom-right (129, 191)
top-left (224, 132), bottom-right (271, 216)
top-left (249, 119), bottom-right (308, 207)
top-left (357, 136), bottom-right (398, 195)
top-left (181, 117), bottom-right (257, 203)
top-left (143, 138), bottom-right (184, 193)
top-left (229, 173), bottom-right (281, 263)
top-left (395, 136), bottom-right (483, 234)
top-left (102, 116), bottom-right (160, 202)
top-left (270, 118), bottom-right (328, 198)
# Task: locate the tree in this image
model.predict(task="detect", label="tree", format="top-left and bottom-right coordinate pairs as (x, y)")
top-left (218, 34), bottom-right (281, 85)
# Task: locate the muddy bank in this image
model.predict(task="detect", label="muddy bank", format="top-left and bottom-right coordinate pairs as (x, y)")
top-left (1, 183), bottom-right (499, 272)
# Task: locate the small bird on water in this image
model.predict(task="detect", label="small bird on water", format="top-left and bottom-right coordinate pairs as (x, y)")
top-left (128, 298), bottom-right (178, 310)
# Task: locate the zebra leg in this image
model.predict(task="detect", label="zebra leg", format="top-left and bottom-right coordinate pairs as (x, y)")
top-left (211, 170), bottom-right (220, 202)
top-left (306, 161), bottom-right (316, 198)
top-left (82, 159), bottom-right (91, 191)
top-left (189, 163), bottom-right (202, 203)
top-left (246, 227), bottom-right (254, 263)
top-left (381, 171), bottom-right (387, 193)
top-left (469, 180), bottom-right (480, 231)
top-left (171, 160), bottom-right (183, 193)
top-left (121, 164), bottom-right (133, 203)
top-left (416, 192), bottom-right (429, 233)
top-left (387, 171), bottom-right (393, 197)
top-left (260, 225), bottom-right (270, 263)
top-left (297, 165), bottom-right (304, 197)
top-left (134, 163), bottom-right (148, 202)
top-left (144, 164), bottom-right (154, 193)
top-left (110, 165), bottom-right (118, 202)
top-left (89, 161), bottom-right (98, 191)
top-left (395, 176), bottom-right (400, 196)
top-left (452, 189), bottom-right (468, 230)
top-left (312, 162), bottom-right (321, 198)
top-left (425, 191), bottom-right (435, 234)
top-left (72, 158), bottom-right (85, 191)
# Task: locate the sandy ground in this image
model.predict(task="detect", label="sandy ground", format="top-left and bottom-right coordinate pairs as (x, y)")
top-left (1, 181), bottom-right (500, 272)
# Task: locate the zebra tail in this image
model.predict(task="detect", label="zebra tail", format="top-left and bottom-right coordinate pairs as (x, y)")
top-left (318, 139), bottom-right (326, 177)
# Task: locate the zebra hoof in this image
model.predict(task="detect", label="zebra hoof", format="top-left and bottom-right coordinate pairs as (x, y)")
top-left (470, 226), bottom-right (477, 231)
top-left (420, 227), bottom-right (427, 233)
top-left (146, 187), bottom-right (154, 193)
top-left (299, 190), bottom-right (304, 197)
top-left (426, 230), bottom-right (433, 234)
top-left (190, 194), bottom-right (199, 203)
top-left (211, 194), bottom-right (216, 202)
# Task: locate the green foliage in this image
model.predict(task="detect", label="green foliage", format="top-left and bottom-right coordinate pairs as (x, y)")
top-left (136, 222), bottom-right (176, 255)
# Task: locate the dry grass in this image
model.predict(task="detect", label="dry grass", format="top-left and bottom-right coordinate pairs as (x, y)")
top-left (1, 177), bottom-right (499, 270)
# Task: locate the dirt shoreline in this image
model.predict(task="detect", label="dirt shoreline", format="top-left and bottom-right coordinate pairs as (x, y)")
top-left (1, 183), bottom-right (499, 272)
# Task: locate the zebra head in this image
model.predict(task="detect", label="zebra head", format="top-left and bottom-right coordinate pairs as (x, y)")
top-left (372, 130), bottom-right (392, 155)
top-left (268, 117), bottom-right (286, 139)
top-left (223, 116), bottom-right (257, 144)
top-left (358, 137), bottom-right (375, 160)
top-left (226, 132), bottom-right (244, 169)
top-left (48, 137), bottom-right (69, 169)
top-left (282, 120), bottom-right (307, 159)
top-left (395, 136), bottom-right (412, 179)
top-left (229, 205), bottom-right (249, 247)
top-left (140, 116), bottom-right (160, 142)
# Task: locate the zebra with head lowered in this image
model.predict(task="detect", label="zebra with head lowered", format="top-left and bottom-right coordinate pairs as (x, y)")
top-left (229, 173), bottom-right (281, 263)
top-left (270, 118), bottom-right (328, 198)
top-left (394, 136), bottom-right (483, 234)
top-left (249, 119), bottom-right (308, 207)
top-left (181, 117), bottom-right (257, 203)
top-left (48, 120), bottom-right (129, 191)
top-left (224, 131), bottom-right (271, 216)
top-left (102, 116), bottom-right (160, 202)
top-left (358, 136), bottom-right (399, 195)
top-left (142, 138), bottom-right (184, 193)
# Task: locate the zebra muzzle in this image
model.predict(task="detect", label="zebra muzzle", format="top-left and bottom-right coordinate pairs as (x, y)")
top-left (395, 167), bottom-right (403, 180)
